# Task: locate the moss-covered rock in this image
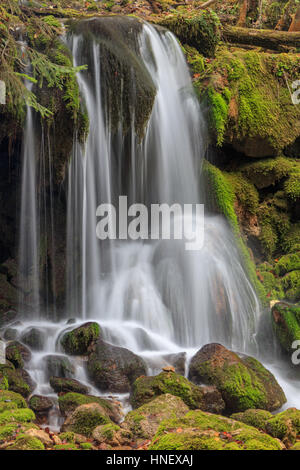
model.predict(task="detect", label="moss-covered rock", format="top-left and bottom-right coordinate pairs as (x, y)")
top-left (6, 434), bottom-right (45, 450)
top-left (92, 422), bottom-right (121, 445)
top-left (271, 302), bottom-right (300, 353)
top-left (2, 368), bottom-right (35, 398)
top-left (149, 409), bottom-right (283, 450)
top-left (20, 327), bottom-right (45, 351)
top-left (5, 341), bottom-right (31, 368)
top-left (50, 376), bottom-right (89, 394)
top-left (231, 409), bottom-right (273, 430)
top-left (58, 392), bottom-right (121, 422)
top-left (0, 372), bottom-right (8, 391)
top-left (189, 343), bottom-right (286, 413)
top-left (61, 402), bottom-right (111, 437)
top-left (87, 339), bottom-right (147, 393)
top-left (43, 354), bottom-right (75, 379)
top-left (130, 371), bottom-right (225, 414)
top-left (0, 389), bottom-right (27, 409)
top-left (265, 408), bottom-right (300, 446)
top-left (29, 395), bottom-right (53, 413)
top-left (157, 11), bottom-right (221, 58)
top-left (61, 322), bottom-right (100, 355)
top-left (0, 408), bottom-right (35, 425)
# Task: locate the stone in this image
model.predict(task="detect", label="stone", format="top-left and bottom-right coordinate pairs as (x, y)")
top-left (20, 327), bottom-right (45, 351)
top-left (61, 322), bottom-right (100, 355)
top-left (58, 392), bottom-right (121, 423)
top-left (29, 395), bottom-right (53, 413)
top-left (50, 376), bottom-right (89, 395)
top-left (43, 354), bottom-right (75, 379)
top-left (5, 341), bottom-right (31, 368)
top-left (61, 403), bottom-right (111, 437)
top-left (24, 428), bottom-right (53, 446)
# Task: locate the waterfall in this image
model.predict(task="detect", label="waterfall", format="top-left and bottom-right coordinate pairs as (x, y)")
top-left (65, 20), bottom-right (260, 364)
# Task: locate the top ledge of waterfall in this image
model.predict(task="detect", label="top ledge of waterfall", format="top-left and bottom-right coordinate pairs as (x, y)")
top-left (67, 16), bottom-right (156, 138)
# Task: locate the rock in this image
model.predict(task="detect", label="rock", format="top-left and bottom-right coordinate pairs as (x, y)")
top-left (20, 327), bottom-right (45, 351)
top-left (0, 389), bottom-right (27, 409)
top-left (162, 352), bottom-right (186, 376)
top-left (43, 355), bottom-right (75, 379)
top-left (3, 328), bottom-right (18, 341)
top-left (188, 343), bottom-right (286, 413)
top-left (24, 428), bottom-right (53, 447)
top-left (3, 368), bottom-right (35, 398)
top-left (66, 318), bottom-right (76, 325)
top-left (61, 322), bottom-right (100, 355)
top-left (29, 395), bottom-right (53, 413)
top-left (265, 408), bottom-right (300, 447)
top-left (162, 366), bottom-right (175, 373)
top-left (0, 372), bottom-right (8, 391)
top-left (5, 341), bottom-right (31, 368)
top-left (149, 409), bottom-right (284, 450)
top-left (61, 403), bottom-right (111, 437)
top-left (0, 407), bottom-right (35, 425)
top-left (271, 302), bottom-right (300, 354)
top-left (58, 392), bottom-right (121, 423)
top-left (130, 371), bottom-right (225, 414)
top-left (52, 434), bottom-right (62, 445)
top-left (50, 376), bottom-right (89, 395)
top-left (0, 310), bottom-right (17, 328)
top-left (87, 339), bottom-right (147, 393)
top-left (123, 394), bottom-right (189, 442)
top-left (6, 434), bottom-right (45, 450)
top-left (92, 423), bottom-right (121, 446)
top-left (231, 409), bottom-right (273, 430)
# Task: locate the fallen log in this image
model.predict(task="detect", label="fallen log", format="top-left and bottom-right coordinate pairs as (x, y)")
top-left (223, 25), bottom-right (300, 51)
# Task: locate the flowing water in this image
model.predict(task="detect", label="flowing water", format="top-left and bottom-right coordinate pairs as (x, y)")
top-left (12, 20), bottom-right (295, 429)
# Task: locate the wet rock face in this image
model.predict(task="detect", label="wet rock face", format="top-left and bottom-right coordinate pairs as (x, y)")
top-left (5, 341), bottom-right (31, 368)
top-left (188, 343), bottom-right (286, 413)
top-left (87, 339), bottom-right (147, 393)
top-left (61, 322), bottom-right (100, 355)
top-left (43, 355), bottom-right (75, 380)
top-left (20, 328), bottom-right (45, 351)
top-left (130, 370), bottom-right (225, 414)
top-left (50, 377), bottom-right (89, 395)
top-left (271, 302), bottom-right (300, 354)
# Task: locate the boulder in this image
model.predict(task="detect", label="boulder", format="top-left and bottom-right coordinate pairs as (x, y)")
top-left (0, 310), bottom-right (17, 328)
top-left (58, 392), bottom-right (121, 423)
top-left (24, 428), bottom-right (53, 447)
top-left (231, 409), bottom-right (273, 430)
top-left (271, 302), bottom-right (300, 354)
top-left (43, 355), bottom-right (75, 379)
top-left (29, 395), bottom-right (53, 413)
top-left (5, 341), bottom-right (31, 368)
top-left (3, 328), bottom-right (18, 341)
top-left (188, 343), bottom-right (286, 413)
top-left (149, 409), bottom-right (283, 450)
top-left (61, 322), bottom-right (100, 355)
top-left (3, 368), bottom-right (35, 398)
top-left (0, 389), bottom-right (27, 409)
top-left (130, 370), bottom-right (225, 414)
top-left (61, 403), bottom-right (111, 437)
top-left (20, 327), bottom-right (45, 351)
top-left (265, 408), bottom-right (300, 447)
top-left (87, 339), bottom-right (147, 393)
top-left (162, 352), bottom-right (186, 375)
top-left (0, 372), bottom-right (8, 391)
top-left (50, 376), bottom-right (89, 395)
top-left (6, 434), bottom-right (45, 450)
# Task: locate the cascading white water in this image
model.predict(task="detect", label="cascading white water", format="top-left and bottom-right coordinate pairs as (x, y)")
top-left (66, 22), bottom-right (261, 366)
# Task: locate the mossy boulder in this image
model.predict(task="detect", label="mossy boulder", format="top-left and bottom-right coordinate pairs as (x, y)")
top-left (290, 441), bottom-right (300, 450)
top-left (0, 407), bottom-right (35, 425)
top-left (6, 434), bottom-right (45, 450)
top-left (123, 394), bottom-right (189, 441)
top-left (58, 392), bottom-right (121, 422)
top-left (29, 395), bottom-right (53, 413)
top-left (5, 341), bottom-right (31, 368)
top-left (61, 402), bottom-right (111, 437)
top-left (2, 368), bottom-right (35, 398)
top-left (20, 327), bottom-right (45, 351)
top-left (50, 376), bottom-right (89, 395)
top-left (265, 408), bottom-right (300, 447)
top-left (43, 354), bottom-right (75, 379)
top-left (92, 422), bottom-right (121, 446)
top-left (157, 11), bottom-right (221, 58)
top-left (189, 343), bottom-right (286, 413)
top-left (271, 302), bottom-right (300, 354)
top-left (0, 389), bottom-right (27, 409)
top-left (87, 339), bottom-right (147, 393)
top-left (231, 409), bottom-right (273, 430)
top-left (0, 372), bottom-right (8, 391)
top-left (130, 371), bottom-right (225, 414)
top-left (149, 409), bottom-right (283, 450)
top-left (61, 322), bottom-right (100, 355)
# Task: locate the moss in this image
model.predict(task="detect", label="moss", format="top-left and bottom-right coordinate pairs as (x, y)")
top-left (0, 401), bottom-right (18, 414)
top-left (157, 11), bottom-right (221, 58)
top-left (61, 322), bottom-right (100, 355)
top-left (225, 172), bottom-right (259, 215)
top-left (290, 442), bottom-right (300, 450)
top-left (59, 431), bottom-right (75, 443)
top-left (6, 434), bottom-right (45, 450)
top-left (2, 369), bottom-right (31, 398)
top-left (58, 392), bottom-right (115, 416)
top-left (0, 408), bottom-right (35, 425)
top-left (0, 374), bottom-right (8, 391)
top-left (63, 405), bottom-right (111, 437)
top-left (43, 15), bottom-right (62, 29)
top-left (54, 443), bottom-right (78, 450)
top-left (0, 423), bottom-right (18, 441)
top-left (281, 223), bottom-right (300, 254)
top-left (283, 160), bottom-right (300, 202)
top-left (281, 271), bottom-right (300, 301)
top-left (266, 408), bottom-right (300, 445)
top-left (240, 157), bottom-right (293, 189)
top-left (275, 253), bottom-right (300, 276)
top-left (206, 86), bottom-right (230, 146)
top-left (80, 442), bottom-right (93, 450)
top-left (94, 423), bottom-right (120, 440)
top-left (231, 409), bottom-right (273, 430)
top-left (271, 303), bottom-right (300, 353)
top-left (149, 410), bottom-right (282, 450)
top-left (130, 371), bottom-right (205, 409)
top-left (0, 390), bottom-right (27, 409)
